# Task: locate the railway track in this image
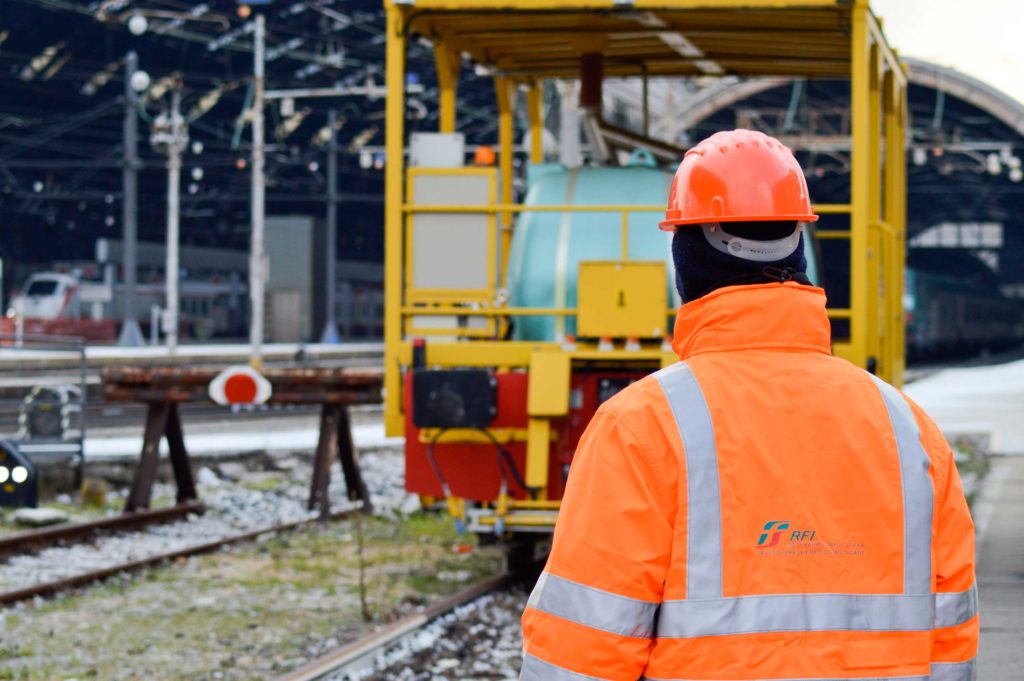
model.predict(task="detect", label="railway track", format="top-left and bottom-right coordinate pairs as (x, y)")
top-left (0, 500), bottom-right (205, 561)
top-left (0, 509), bottom-right (351, 606)
top-left (276, 571), bottom-right (521, 681)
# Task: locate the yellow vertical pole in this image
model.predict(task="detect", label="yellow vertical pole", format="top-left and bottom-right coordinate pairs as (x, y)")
top-left (526, 81), bottom-right (544, 164)
top-left (885, 75), bottom-right (908, 385)
top-left (435, 44), bottom-right (460, 134)
top-left (898, 84), bottom-right (908, 386)
top-left (383, 6), bottom-right (406, 436)
top-left (867, 42), bottom-right (882, 376)
top-left (495, 77), bottom-right (515, 275)
top-left (849, 3), bottom-right (871, 373)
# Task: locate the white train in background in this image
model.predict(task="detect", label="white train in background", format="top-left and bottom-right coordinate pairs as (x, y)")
top-left (4, 236), bottom-right (383, 342)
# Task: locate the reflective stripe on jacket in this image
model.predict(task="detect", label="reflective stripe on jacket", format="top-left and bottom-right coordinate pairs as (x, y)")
top-left (521, 282), bottom-right (978, 681)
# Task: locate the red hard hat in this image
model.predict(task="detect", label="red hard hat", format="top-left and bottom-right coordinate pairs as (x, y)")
top-left (659, 129), bottom-right (819, 231)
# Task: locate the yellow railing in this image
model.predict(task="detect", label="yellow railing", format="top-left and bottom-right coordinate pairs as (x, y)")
top-left (402, 202), bottom-right (663, 262)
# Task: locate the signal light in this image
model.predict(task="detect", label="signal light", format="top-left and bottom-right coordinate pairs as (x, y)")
top-left (0, 440), bottom-right (38, 508)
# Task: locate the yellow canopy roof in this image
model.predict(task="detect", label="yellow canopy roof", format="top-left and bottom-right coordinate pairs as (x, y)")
top-left (388, 1), bottom-right (900, 80)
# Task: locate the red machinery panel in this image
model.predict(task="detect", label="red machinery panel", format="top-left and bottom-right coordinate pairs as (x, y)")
top-left (404, 368), bottom-right (648, 504)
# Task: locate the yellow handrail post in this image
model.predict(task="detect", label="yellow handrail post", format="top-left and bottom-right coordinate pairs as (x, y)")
top-left (885, 68), bottom-right (908, 385)
top-left (495, 77), bottom-right (515, 277)
top-left (435, 43), bottom-right (460, 134)
top-left (527, 80), bottom-right (544, 164)
top-left (867, 40), bottom-right (883, 376)
top-left (384, 5), bottom-right (406, 437)
top-left (849, 3), bottom-right (871, 374)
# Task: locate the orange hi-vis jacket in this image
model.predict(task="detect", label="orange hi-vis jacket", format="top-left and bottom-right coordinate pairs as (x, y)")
top-left (521, 283), bottom-right (978, 681)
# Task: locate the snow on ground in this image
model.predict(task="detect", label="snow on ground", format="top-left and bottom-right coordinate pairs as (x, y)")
top-left (904, 358), bottom-right (1024, 454)
top-left (84, 421), bottom-right (403, 461)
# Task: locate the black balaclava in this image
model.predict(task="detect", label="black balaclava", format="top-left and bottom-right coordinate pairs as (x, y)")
top-left (672, 221), bottom-right (808, 303)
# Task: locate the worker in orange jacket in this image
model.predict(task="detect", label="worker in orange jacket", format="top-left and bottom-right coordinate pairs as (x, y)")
top-left (520, 129), bottom-right (978, 681)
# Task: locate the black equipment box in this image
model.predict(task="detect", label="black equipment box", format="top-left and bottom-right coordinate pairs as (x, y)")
top-left (412, 369), bottom-right (497, 429)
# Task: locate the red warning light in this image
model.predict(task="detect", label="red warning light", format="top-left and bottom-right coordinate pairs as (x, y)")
top-left (209, 366), bottom-right (272, 406)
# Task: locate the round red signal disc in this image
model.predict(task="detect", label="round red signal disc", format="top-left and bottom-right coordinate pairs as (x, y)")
top-left (209, 366), bottom-right (272, 406)
top-left (224, 374), bottom-right (258, 403)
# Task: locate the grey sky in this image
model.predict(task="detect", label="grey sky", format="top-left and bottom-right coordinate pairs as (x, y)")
top-left (873, 0), bottom-right (1024, 104)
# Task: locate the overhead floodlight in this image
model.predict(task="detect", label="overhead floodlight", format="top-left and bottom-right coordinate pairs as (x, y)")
top-left (986, 153), bottom-right (1001, 176)
top-left (130, 70), bottom-right (151, 92)
top-left (128, 14), bottom-right (148, 35)
top-left (1011, 168), bottom-right (1023, 183)
top-left (912, 147), bottom-right (927, 166)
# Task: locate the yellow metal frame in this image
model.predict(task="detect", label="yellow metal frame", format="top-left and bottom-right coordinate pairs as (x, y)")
top-left (404, 166), bottom-right (498, 305)
top-left (384, 1), bottom-right (908, 529)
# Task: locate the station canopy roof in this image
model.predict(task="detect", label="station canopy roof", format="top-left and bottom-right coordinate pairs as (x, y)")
top-left (396, 0), bottom-right (899, 80)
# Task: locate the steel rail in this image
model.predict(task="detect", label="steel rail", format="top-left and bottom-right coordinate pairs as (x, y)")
top-left (0, 510), bottom-right (351, 605)
top-left (0, 500), bottom-right (206, 561)
top-left (276, 571), bottom-right (518, 681)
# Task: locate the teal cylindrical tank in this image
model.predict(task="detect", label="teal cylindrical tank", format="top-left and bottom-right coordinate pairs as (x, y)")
top-left (506, 155), bottom-right (676, 341)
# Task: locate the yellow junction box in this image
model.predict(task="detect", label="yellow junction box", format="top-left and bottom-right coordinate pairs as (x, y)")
top-left (577, 261), bottom-right (667, 339)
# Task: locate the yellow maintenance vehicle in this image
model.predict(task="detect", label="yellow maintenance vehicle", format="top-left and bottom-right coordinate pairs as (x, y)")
top-left (382, 0), bottom-right (906, 535)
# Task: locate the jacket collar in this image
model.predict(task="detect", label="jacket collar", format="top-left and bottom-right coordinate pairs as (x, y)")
top-left (671, 282), bottom-right (833, 360)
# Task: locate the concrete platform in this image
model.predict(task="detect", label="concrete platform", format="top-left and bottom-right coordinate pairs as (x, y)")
top-left (975, 456), bottom-right (1024, 679)
top-left (905, 358), bottom-right (1024, 454)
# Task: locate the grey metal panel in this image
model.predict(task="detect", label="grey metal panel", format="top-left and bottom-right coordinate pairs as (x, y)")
top-left (410, 133), bottom-right (465, 168)
top-left (411, 174), bottom-right (492, 292)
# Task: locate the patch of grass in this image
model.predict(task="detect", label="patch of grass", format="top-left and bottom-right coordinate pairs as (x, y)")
top-left (239, 477), bottom-right (284, 492)
top-left (0, 511), bottom-right (503, 680)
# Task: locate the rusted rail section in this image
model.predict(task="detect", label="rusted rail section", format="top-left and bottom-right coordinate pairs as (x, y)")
top-left (276, 571), bottom-right (519, 681)
top-left (0, 509), bottom-right (350, 605)
top-left (0, 501), bottom-right (205, 562)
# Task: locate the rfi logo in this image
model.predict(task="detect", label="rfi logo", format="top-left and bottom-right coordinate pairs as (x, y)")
top-left (757, 520), bottom-right (816, 548)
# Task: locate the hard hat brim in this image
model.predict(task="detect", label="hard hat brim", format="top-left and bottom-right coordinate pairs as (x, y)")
top-left (659, 213), bottom-right (820, 232)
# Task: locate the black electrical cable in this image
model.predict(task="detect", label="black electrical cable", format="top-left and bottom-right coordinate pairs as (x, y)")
top-left (478, 427), bottom-right (540, 499)
top-left (424, 427), bottom-right (451, 496)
